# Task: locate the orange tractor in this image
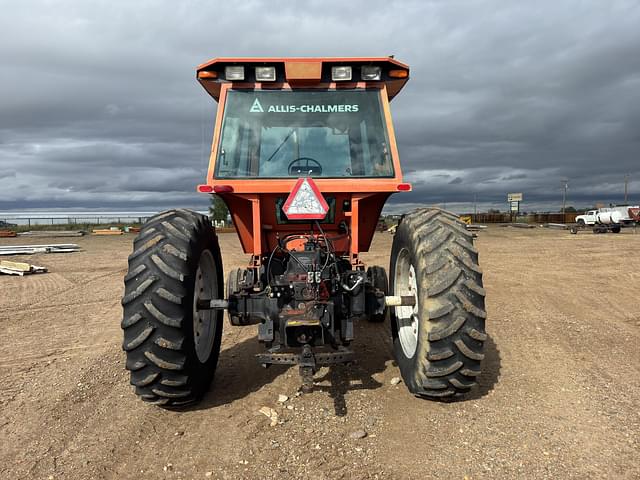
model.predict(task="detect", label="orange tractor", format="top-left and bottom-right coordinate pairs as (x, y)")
top-left (121, 57), bottom-right (487, 406)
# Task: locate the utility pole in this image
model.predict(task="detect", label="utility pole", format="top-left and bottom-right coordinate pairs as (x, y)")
top-left (561, 179), bottom-right (568, 221)
top-left (624, 174), bottom-right (629, 204)
top-left (473, 193), bottom-right (477, 221)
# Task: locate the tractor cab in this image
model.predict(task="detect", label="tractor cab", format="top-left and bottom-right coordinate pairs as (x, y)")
top-left (196, 57), bottom-right (411, 263)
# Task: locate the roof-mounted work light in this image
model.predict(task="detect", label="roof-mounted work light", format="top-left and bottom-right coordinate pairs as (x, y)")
top-left (255, 66), bottom-right (276, 81)
top-left (361, 66), bottom-right (381, 81)
top-left (225, 66), bottom-right (245, 81)
top-left (331, 66), bottom-right (352, 81)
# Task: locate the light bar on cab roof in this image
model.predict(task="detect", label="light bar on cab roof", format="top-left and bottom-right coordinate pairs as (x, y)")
top-left (255, 66), bottom-right (276, 81)
top-left (331, 66), bottom-right (352, 81)
top-left (225, 66), bottom-right (245, 81)
top-left (361, 66), bottom-right (381, 81)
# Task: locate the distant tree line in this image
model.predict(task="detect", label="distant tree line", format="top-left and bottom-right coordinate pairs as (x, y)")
top-left (209, 195), bottom-right (229, 222)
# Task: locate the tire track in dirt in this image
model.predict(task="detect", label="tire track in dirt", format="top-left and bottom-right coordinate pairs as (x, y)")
top-left (0, 272), bottom-right (75, 311)
top-left (0, 302), bottom-right (120, 366)
top-left (476, 230), bottom-right (640, 478)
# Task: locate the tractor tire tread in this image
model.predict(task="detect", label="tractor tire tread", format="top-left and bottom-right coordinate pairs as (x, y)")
top-left (122, 209), bottom-right (223, 407)
top-left (391, 208), bottom-right (487, 399)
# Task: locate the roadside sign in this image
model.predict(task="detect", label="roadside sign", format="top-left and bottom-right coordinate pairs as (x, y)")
top-left (510, 201), bottom-right (519, 212)
top-left (507, 193), bottom-right (523, 202)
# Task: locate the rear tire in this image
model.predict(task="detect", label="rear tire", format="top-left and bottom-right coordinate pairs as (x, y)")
top-left (121, 209), bottom-right (224, 407)
top-left (390, 208), bottom-right (487, 399)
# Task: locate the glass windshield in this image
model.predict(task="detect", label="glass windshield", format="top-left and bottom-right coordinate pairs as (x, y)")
top-left (215, 89), bottom-right (394, 178)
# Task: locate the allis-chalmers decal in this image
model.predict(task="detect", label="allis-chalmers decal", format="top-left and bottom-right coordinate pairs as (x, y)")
top-left (250, 98), bottom-right (359, 114)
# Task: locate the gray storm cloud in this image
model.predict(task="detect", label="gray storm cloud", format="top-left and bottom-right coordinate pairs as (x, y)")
top-left (1, 0), bottom-right (639, 213)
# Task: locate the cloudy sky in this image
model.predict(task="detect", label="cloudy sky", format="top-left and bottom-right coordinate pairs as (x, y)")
top-left (1, 0), bottom-right (639, 214)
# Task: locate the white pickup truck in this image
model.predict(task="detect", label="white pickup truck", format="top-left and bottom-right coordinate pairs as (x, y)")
top-left (575, 206), bottom-right (639, 233)
top-left (575, 210), bottom-right (599, 226)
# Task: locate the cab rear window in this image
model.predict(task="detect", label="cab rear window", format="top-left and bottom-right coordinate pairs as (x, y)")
top-left (215, 89), bottom-right (394, 178)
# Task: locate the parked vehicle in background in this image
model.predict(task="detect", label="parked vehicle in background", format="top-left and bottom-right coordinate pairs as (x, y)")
top-left (575, 210), bottom-right (598, 226)
top-left (574, 206), bottom-right (639, 234)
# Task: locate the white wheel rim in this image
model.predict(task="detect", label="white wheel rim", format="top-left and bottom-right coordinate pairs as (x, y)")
top-left (394, 248), bottom-right (419, 358)
top-left (193, 249), bottom-right (218, 363)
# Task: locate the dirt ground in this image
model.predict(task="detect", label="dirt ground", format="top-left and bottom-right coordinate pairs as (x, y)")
top-left (1, 226), bottom-right (639, 479)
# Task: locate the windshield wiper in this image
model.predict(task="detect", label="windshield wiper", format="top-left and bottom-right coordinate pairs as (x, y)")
top-left (266, 129), bottom-right (296, 162)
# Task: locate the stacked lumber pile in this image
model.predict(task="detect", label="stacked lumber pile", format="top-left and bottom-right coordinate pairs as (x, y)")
top-left (0, 260), bottom-right (47, 276)
top-left (92, 228), bottom-right (123, 235)
top-left (0, 244), bottom-right (80, 255)
top-left (18, 230), bottom-right (85, 238)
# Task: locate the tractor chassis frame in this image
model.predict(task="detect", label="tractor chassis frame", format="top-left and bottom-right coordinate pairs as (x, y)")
top-left (196, 293), bottom-right (415, 392)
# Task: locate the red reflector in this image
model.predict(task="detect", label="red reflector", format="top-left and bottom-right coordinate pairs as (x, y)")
top-left (397, 183), bottom-right (412, 191)
top-left (213, 185), bottom-right (234, 193)
top-left (197, 185), bottom-right (213, 193)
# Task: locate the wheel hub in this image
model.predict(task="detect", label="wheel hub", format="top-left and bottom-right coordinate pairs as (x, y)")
top-left (394, 248), bottom-right (419, 358)
top-left (192, 249), bottom-right (218, 363)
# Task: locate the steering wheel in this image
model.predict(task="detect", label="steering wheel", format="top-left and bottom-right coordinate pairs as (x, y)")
top-left (288, 157), bottom-right (323, 176)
